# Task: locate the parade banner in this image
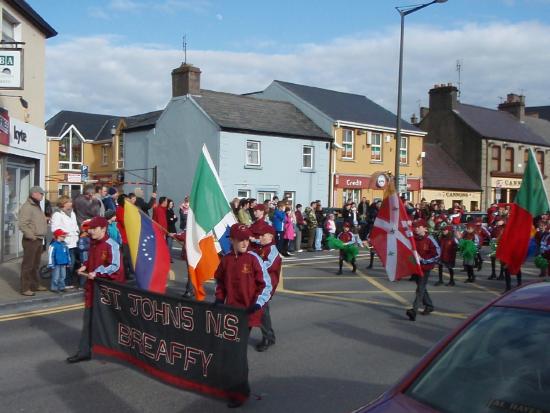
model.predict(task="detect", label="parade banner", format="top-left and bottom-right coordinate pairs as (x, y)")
top-left (91, 279), bottom-right (250, 403)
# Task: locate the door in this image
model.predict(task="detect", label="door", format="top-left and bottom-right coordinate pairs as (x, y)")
top-left (3, 165), bottom-right (34, 260)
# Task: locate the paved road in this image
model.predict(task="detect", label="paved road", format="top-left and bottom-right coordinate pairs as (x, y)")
top-left (0, 249), bottom-right (536, 412)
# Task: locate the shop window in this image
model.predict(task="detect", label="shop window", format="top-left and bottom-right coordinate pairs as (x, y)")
top-left (302, 146), bottom-right (314, 169)
top-left (399, 136), bottom-right (408, 165)
top-left (246, 140), bottom-right (261, 166)
top-left (58, 128), bottom-right (83, 171)
top-left (503, 148), bottom-right (514, 173)
top-left (343, 188), bottom-right (360, 204)
top-left (371, 132), bottom-right (382, 162)
top-left (342, 129), bottom-right (354, 159)
top-left (491, 146), bottom-right (501, 172)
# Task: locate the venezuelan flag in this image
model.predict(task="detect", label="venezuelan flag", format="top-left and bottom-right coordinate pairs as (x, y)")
top-left (125, 199), bottom-right (170, 293)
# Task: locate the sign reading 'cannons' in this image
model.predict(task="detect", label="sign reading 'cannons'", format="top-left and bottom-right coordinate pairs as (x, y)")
top-left (91, 280), bottom-right (250, 402)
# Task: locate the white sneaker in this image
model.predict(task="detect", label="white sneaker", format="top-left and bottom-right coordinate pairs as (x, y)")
top-left (287, 252), bottom-right (294, 256)
top-left (297, 249), bottom-right (303, 252)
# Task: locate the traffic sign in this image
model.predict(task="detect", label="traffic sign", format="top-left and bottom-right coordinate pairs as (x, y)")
top-left (81, 165), bottom-right (89, 182)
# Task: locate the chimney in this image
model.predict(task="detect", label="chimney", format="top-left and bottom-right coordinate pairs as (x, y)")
top-left (498, 93), bottom-right (525, 122)
top-left (410, 113), bottom-right (418, 124)
top-left (428, 83), bottom-right (458, 111)
top-left (420, 106), bottom-right (429, 120)
top-left (171, 63), bottom-right (201, 97)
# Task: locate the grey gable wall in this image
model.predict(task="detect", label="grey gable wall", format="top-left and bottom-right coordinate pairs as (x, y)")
top-left (124, 96), bottom-right (220, 208)
top-left (252, 82), bottom-right (335, 136)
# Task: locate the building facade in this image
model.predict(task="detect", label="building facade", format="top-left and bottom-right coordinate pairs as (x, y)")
top-left (45, 111), bottom-right (125, 202)
top-left (419, 85), bottom-right (550, 209)
top-left (0, 0), bottom-right (56, 261)
top-left (123, 64), bottom-right (331, 209)
top-left (251, 81), bottom-right (426, 206)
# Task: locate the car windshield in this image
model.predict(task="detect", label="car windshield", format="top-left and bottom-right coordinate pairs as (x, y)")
top-left (405, 307), bottom-right (550, 413)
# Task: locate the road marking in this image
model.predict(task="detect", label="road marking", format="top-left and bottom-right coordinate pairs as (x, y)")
top-left (354, 267), bottom-right (410, 306)
top-left (284, 276), bottom-right (363, 280)
top-left (292, 290), bottom-right (495, 294)
top-left (279, 288), bottom-right (468, 319)
top-left (440, 271), bottom-right (500, 296)
top-left (0, 303), bottom-right (84, 322)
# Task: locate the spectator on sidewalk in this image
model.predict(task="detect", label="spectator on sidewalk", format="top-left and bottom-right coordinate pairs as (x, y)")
top-left (294, 204), bottom-right (305, 252)
top-left (314, 202), bottom-right (325, 251)
top-left (237, 198), bottom-right (252, 226)
top-left (134, 187), bottom-right (156, 216)
top-left (74, 184), bottom-right (102, 226)
top-left (179, 196), bottom-right (189, 231)
top-left (93, 186), bottom-right (106, 217)
top-left (47, 229), bottom-right (71, 293)
top-left (18, 186), bottom-right (48, 296)
top-left (50, 195), bottom-right (80, 289)
top-left (304, 202), bottom-right (318, 252)
top-left (167, 199), bottom-right (178, 263)
top-left (102, 187), bottom-right (118, 213)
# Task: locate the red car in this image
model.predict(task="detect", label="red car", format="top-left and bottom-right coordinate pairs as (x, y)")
top-left (353, 281), bottom-right (550, 413)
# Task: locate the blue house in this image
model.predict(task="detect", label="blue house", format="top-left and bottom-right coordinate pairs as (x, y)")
top-left (122, 64), bottom-right (331, 208)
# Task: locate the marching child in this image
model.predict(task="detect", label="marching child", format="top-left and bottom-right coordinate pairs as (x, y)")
top-left (460, 223), bottom-right (480, 283)
top-left (336, 222), bottom-right (360, 274)
top-left (435, 223), bottom-right (458, 286)
top-left (48, 229), bottom-right (72, 293)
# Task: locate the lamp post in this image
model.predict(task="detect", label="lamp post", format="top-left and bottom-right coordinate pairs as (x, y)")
top-left (394, 0), bottom-right (447, 192)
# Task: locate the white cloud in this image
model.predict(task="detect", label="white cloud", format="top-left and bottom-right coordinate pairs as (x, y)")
top-left (45, 21), bottom-right (550, 122)
top-left (215, 13), bottom-right (223, 21)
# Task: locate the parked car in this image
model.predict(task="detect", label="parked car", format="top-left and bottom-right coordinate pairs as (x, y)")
top-left (353, 281), bottom-right (550, 413)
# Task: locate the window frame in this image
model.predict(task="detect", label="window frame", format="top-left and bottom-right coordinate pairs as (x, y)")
top-left (58, 128), bottom-right (84, 171)
top-left (117, 135), bottom-right (124, 169)
top-left (503, 147), bottom-right (514, 173)
top-left (371, 132), bottom-right (383, 162)
top-left (237, 189), bottom-right (251, 199)
top-left (302, 145), bottom-right (314, 169)
top-left (342, 129), bottom-right (354, 160)
top-left (491, 146), bottom-right (501, 172)
top-left (536, 150), bottom-right (545, 175)
top-left (257, 191), bottom-right (277, 203)
top-left (245, 140), bottom-right (261, 167)
top-left (399, 136), bottom-right (408, 165)
top-left (101, 145), bottom-right (109, 166)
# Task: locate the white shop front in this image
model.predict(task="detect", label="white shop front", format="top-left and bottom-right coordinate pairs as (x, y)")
top-left (0, 110), bottom-right (47, 262)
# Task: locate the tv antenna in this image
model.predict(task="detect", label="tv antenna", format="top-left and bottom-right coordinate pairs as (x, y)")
top-left (182, 35), bottom-right (187, 64)
top-left (456, 59), bottom-right (462, 98)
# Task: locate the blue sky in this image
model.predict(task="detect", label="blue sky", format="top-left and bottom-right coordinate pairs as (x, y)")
top-left (34, 0), bottom-right (550, 51)
top-left (29, 0), bottom-right (550, 119)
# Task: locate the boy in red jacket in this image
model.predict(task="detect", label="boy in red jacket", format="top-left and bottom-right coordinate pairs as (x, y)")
top-left (435, 223), bottom-right (458, 287)
top-left (406, 219), bottom-right (440, 321)
top-left (67, 216), bottom-right (125, 363)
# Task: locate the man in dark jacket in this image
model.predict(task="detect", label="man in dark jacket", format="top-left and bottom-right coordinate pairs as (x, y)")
top-left (134, 187), bottom-right (156, 216)
top-left (73, 184), bottom-right (102, 226)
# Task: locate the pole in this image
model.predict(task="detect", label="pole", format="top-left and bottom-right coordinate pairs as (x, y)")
top-left (152, 165), bottom-right (158, 193)
top-left (395, 11), bottom-right (405, 191)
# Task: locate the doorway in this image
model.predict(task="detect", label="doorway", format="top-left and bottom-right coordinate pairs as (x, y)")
top-left (3, 163), bottom-right (34, 260)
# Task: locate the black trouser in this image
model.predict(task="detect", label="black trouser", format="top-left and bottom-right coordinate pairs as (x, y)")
top-left (475, 252), bottom-right (482, 270)
top-left (367, 249), bottom-right (375, 268)
top-left (412, 270), bottom-right (434, 312)
top-left (77, 307), bottom-right (93, 357)
top-left (438, 264), bottom-right (454, 283)
top-left (505, 269), bottom-right (522, 291)
top-left (339, 251), bottom-right (356, 273)
top-left (259, 303), bottom-right (275, 343)
top-left (490, 257), bottom-right (505, 278)
top-left (465, 265), bottom-right (475, 281)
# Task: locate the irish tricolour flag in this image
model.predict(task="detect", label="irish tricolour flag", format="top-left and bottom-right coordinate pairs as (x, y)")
top-left (186, 145), bottom-right (236, 301)
top-left (497, 149), bottom-right (550, 274)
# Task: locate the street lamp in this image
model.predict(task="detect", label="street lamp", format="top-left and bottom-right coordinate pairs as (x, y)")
top-left (394, 0), bottom-right (447, 192)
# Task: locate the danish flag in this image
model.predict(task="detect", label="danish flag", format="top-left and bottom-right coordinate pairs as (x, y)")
top-left (370, 186), bottom-right (422, 281)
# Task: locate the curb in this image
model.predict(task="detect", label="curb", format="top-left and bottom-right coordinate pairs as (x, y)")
top-left (0, 290), bottom-right (83, 315)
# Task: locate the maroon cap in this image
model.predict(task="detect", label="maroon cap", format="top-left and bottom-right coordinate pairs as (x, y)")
top-left (229, 223), bottom-right (252, 241)
top-left (343, 222), bottom-right (351, 229)
top-left (89, 216), bottom-right (109, 229)
top-left (253, 204), bottom-right (266, 213)
top-left (254, 222), bottom-right (275, 236)
top-left (412, 219), bottom-right (427, 228)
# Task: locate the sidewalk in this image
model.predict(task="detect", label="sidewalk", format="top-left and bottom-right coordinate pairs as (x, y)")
top-left (0, 254), bottom-right (83, 315)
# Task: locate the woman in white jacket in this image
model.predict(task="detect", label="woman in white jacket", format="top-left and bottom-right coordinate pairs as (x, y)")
top-left (51, 196), bottom-right (80, 288)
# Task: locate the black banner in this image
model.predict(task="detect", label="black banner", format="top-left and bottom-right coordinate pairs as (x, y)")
top-left (91, 279), bottom-right (250, 402)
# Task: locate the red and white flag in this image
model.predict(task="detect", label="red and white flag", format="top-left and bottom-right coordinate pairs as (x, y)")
top-left (370, 185), bottom-right (422, 281)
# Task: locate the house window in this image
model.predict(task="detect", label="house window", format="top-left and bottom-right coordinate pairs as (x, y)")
top-left (117, 135), bottom-right (124, 169)
top-left (537, 151), bottom-right (545, 175)
top-left (503, 148), bottom-right (514, 173)
top-left (2, 12), bottom-right (18, 42)
top-left (237, 189), bottom-right (250, 199)
top-left (399, 136), bottom-right (408, 165)
top-left (302, 146), bottom-right (314, 169)
top-left (58, 128), bottom-right (83, 171)
top-left (257, 191), bottom-right (276, 203)
top-left (342, 129), bottom-right (354, 159)
top-left (491, 146), bottom-right (501, 172)
top-left (371, 132), bottom-right (382, 162)
top-left (283, 191), bottom-right (295, 208)
top-left (102, 145), bottom-right (109, 166)
top-left (246, 140), bottom-right (261, 166)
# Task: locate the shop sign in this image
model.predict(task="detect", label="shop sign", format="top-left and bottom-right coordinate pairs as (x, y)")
top-left (491, 177), bottom-right (522, 189)
top-left (0, 49), bottom-right (22, 89)
top-left (334, 174), bottom-right (370, 189)
top-left (0, 108), bottom-right (9, 145)
top-left (444, 192), bottom-right (472, 198)
top-left (67, 173), bottom-right (81, 183)
top-left (9, 117), bottom-right (46, 154)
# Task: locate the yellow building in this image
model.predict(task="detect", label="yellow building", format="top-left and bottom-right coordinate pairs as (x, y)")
top-left (45, 111), bottom-right (124, 201)
top-left (255, 80), bottom-right (426, 206)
